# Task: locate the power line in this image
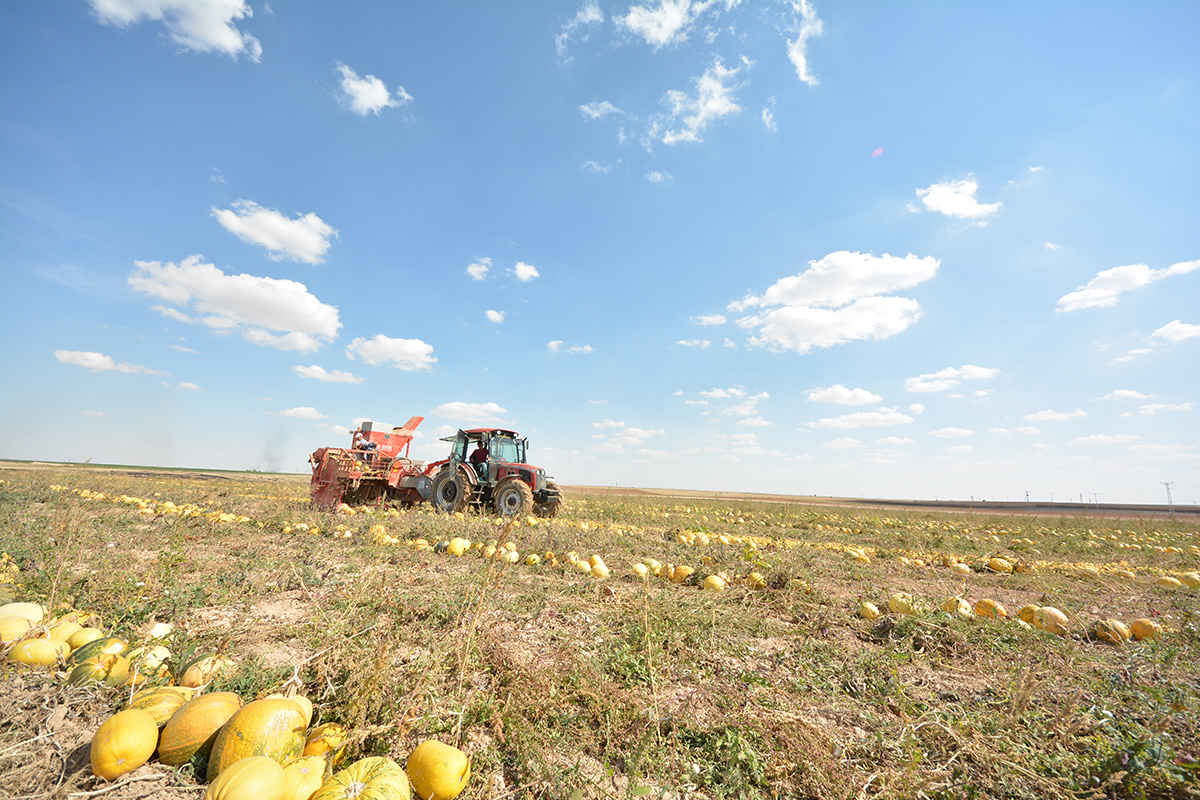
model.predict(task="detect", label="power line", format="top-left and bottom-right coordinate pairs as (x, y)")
top-left (1162, 481), bottom-right (1175, 516)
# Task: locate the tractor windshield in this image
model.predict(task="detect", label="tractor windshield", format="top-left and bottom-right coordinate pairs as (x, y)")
top-left (489, 436), bottom-right (522, 463)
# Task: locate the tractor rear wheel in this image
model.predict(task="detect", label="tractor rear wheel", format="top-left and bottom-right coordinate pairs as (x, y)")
top-left (535, 481), bottom-right (563, 518)
top-left (431, 466), bottom-right (474, 513)
top-left (493, 477), bottom-right (534, 517)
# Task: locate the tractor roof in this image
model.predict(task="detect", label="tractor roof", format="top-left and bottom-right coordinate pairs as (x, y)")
top-left (439, 428), bottom-right (519, 442)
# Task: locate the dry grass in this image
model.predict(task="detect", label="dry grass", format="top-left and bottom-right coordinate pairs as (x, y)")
top-left (0, 464), bottom-right (1198, 799)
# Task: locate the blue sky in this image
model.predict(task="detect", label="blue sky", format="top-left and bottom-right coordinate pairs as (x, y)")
top-left (2, 1), bottom-right (1197, 505)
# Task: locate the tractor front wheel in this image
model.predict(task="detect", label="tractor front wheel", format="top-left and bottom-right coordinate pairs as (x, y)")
top-left (535, 481), bottom-right (563, 518)
top-left (431, 466), bottom-right (474, 513)
top-left (493, 477), bottom-right (534, 517)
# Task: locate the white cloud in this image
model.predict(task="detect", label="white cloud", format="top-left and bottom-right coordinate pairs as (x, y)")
top-left (1071, 433), bottom-right (1141, 444)
top-left (211, 200), bottom-right (336, 265)
top-left (583, 161), bottom-right (612, 174)
top-left (805, 407), bottom-right (915, 430)
top-left (292, 365), bottom-right (363, 384)
top-left (513, 262), bottom-right (540, 282)
top-left (722, 338), bottom-right (737, 348)
top-left (1044, 242), bottom-right (1061, 251)
top-left (905, 364), bottom-right (1000, 393)
top-left (90, 0), bottom-right (262, 61)
top-left (617, 0), bottom-right (693, 49)
top-left (547, 341), bottom-right (594, 354)
top-left (129, 256), bottom-right (341, 354)
top-left (737, 416), bottom-right (771, 427)
top-left (466, 257), bottom-right (492, 281)
top-left (1056, 260), bottom-right (1198, 312)
top-left (1152, 319), bottom-right (1200, 342)
top-left (592, 419), bottom-right (626, 429)
top-left (646, 170), bottom-right (673, 183)
top-left (989, 426), bottom-right (1041, 435)
top-left (913, 177), bottom-right (1002, 221)
top-left (930, 427), bottom-right (973, 438)
top-left (345, 334), bottom-right (436, 371)
top-left (1096, 389), bottom-right (1153, 401)
top-left (784, 0), bottom-right (824, 86)
top-left (824, 437), bottom-right (864, 450)
top-left (579, 101), bottom-right (624, 119)
top-left (730, 251), bottom-right (939, 354)
top-left (714, 432), bottom-right (782, 457)
top-left (700, 387), bottom-right (746, 399)
top-left (1130, 402), bottom-right (1192, 416)
top-left (54, 350), bottom-right (167, 376)
top-left (486, 310), bottom-right (506, 324)
top-left (807, 384), bottom-right (882, 405)
top-left (945, 445), bottom-right (975, 453)
top-left (1023, 408), bottom-right (1087, 422)
top-left (876, 436), bottom-right (912, 445)
top-left (556, 2), bottom-right (604, 59)
top-left (431, 401), bottom-right (507, 425)
top-left (594, 424), bottom-right (666, 452)
top-left (908, 404), bottom-right (925, 415)
top-left (648, 56), bottom-right (750, 147)
top-left (690, 314), bottom-right (726, 326)
top-left (168, 343), bottom-right (199, 354)
top-left (677, 338), bottom-right (711, 348)
top-left (83, 410), bottom-right (108, 417)
top-left (336, 62), bottom-right (412, 116)
top-left (177, 381), bottom-right (201, 391)
top-left (1129, 444), bottom-right (1200, 462)
top-left (277, 407), bottom-right (326, 420)
top-left (761, 106), bottom-right (777, 132)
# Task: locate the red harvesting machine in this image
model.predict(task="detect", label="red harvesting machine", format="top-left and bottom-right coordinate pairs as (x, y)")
top-left (308, 417), bottom-right (430, 510)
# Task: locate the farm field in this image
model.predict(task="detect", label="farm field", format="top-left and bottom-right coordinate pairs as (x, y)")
top-left (1, 463), bottom-right (1198, 799)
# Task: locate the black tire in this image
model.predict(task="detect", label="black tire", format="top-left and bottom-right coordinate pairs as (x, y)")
top-left (493, 477), bottom-right (534, 517)
top-left (535, 480), bottom-right (563, 518)
top-left (431, 466), bottom-right (474, 513)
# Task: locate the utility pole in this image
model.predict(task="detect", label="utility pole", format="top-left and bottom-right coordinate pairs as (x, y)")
top-left (1025, 490), bottom-right (1029, 502)
top-left (1162, 481), bottom-right (1175, 516)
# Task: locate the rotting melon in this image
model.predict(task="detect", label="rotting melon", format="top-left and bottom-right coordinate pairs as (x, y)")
top-left (206, 698), bottom-right (308, 781)
top-left (158, 691), bottom-right (244, 766)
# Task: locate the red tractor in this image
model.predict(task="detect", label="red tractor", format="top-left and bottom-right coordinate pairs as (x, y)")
top-left (427, 428), bottom-right (563, 517)
top-left (308, 417), bottom-right (431, 509)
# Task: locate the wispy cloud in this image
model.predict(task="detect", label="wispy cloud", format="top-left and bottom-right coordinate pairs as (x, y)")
top-left (805, 407), bottom-right (915, 430)
top-left (784, 0), bottom-right (824, 86)
top-left (556, 2), bottom-right (604, 59)
top-left (1056, 260), bottom-right (1198, 312)
top-left (292, 365), bottom-right (363, 384)
top-left (906, 364), bottom-right (999, 393)
top-left (54, 350), bottom-right (167, 376)
top-left (807, 385), bottom-right (882, 405)
top-left (647, 56), bottom-right (751, 147)
top-left (1023, 408), bottom-right (1086, 422)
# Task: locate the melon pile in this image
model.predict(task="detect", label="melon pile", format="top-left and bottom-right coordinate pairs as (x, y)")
top-left (0, 599), bottom-right (469, 800)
